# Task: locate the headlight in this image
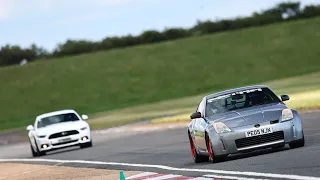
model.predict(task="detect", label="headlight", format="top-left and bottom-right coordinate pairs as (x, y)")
top-left (281, 108), bottom-right (294, 121)
top-left (80, 126), bottom-right (88, 130)
top-left (213, 122), bottom-right (232, 134)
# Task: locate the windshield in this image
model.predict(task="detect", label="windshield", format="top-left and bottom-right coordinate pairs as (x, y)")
top-left (205, 87), bottom-right (281, 117)
top-left (37, 113), bottom-right (80, 128)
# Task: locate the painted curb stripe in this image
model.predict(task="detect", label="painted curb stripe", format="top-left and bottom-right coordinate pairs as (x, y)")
top-left (128, 173), bottom-right (166, 180)
top-left (0, 158), bottom-right (319, 180)
top-left (126, 172), bottom-right (214, 180)
top-left (127, 172), bottom-right (159, 179)
top-left (144, 174), bottom-right (183, 180)
top-left (164, 176), bottom-right (198, 180)
top-left (204, 174), bottom-right (269, 180)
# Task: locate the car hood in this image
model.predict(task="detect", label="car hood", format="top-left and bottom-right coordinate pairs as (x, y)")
top-left (35, 121), bottom-right (88, 135)
top-left (207, 103), bottom-right (288, 128)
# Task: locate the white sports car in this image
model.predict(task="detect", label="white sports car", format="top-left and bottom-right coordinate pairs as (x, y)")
top-left (26, 109), bottom-right (92, 157)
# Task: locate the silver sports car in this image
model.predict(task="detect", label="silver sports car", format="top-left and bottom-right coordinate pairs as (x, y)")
top-left (187, 85), bottom-right (305, 163)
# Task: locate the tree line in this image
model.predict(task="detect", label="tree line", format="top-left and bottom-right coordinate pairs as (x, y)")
top-left (1, 2), bottom-right (320, 67)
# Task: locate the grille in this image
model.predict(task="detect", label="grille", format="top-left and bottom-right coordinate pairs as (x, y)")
top-left (235, 131), bottom-right (284, 149)
top-left (48, 130), bottom-right (79, 139)
top-left (52, 139), bottom-right (78, 146)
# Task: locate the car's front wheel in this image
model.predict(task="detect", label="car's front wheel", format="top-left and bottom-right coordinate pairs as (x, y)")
top-left (80, 140), bottom-right (93, 148)
top-left (289, 132), bottom-right (305, 149)
top-left (29, 139), bottom-right (46, 157)
top-left (205, 134), bottom-right (228, 163)
top-left (188, 132), bottom-right (208, 163)
top-left (30, 144), bottom-right (38, 157)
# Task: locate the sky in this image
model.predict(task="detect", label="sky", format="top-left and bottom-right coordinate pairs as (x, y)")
top-left (1, 0), bottom-right (320, 51)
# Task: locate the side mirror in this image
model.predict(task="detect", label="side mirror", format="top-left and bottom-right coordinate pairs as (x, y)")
top-left (81, 114), bottom-right (88, 120)
top-left (190, 112), bottom-right (202, 119)
top-left (26, 125), bottom-right (34, 131)
top-left (281, 94), bottom-right (290, 101)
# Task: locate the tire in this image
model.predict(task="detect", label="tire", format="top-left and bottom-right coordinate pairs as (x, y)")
top-left (289, 132), bottom-right (305, 149)
top-left (205, 134), bottom-right (228, 163)
top-left (80, 140), bottom-right (93, 148)
top-left (30, 138), bottom-right (46, 157)
top-left (87, 140), bottom-right (93, 147)
top-left (188, 132), bottom-right (208, 163)
top-left (38, 151), bottom-right (46, 156)
top-left (271, 144), bottom-right (285, 150)
top-left (30, 144), bottom-right (38, 157)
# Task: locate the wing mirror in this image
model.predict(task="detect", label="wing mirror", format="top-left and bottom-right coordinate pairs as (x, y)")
top-left (81, 114), bottom-right (88, 120)
top-left (280, 94), bottom-right (290, 101)
top-left (26, 125), bottom-right (34, 131)
top-left (190, 112), bottom-right (202, 119)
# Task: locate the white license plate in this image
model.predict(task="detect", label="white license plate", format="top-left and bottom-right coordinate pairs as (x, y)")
top-left (58, 138), bottom-right (71, 143)
top-left (245, 127), bottom-right (273, 138)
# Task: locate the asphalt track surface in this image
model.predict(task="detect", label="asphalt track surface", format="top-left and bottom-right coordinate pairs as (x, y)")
top-left (1, 111), bottom-right (320, 180)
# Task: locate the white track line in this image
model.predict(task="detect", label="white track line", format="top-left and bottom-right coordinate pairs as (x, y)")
top-left (144, 174), bottom-right (182, 180)
top-left (204, 174), bottom-right (270, 180)
top-left (0, 158), bottom-right (319, 180)
top-left (126, 172), bottom-right (210, 180)
top-left (126, 172), bottom-right (158, 179)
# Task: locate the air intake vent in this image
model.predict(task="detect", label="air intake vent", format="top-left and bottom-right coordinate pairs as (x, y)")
top-left (235, 131), bottom-right (284, 149)
top-left (270, 119), bottom-right (279, 124)
top-left (49, 130), bottom-right (79, 139)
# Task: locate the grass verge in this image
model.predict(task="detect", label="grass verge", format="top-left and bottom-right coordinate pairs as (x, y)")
top-left (1, 71), bottom-right (320, 136)
top-left (1, 17), bottom-right (320, 131)
top-left (0, 163), bottom-right (141, 180)
top-left (150, 72), bottom-right (320, 124)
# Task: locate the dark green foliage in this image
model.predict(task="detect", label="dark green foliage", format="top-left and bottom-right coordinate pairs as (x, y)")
top-left (1, 1), bottom-right (320, 67)
top-left (0, 44), bottom-right (47, 66)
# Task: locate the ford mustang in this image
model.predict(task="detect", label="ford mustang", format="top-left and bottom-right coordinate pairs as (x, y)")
top-left (187, 85), bottom-right (305, 163)
top-left (26, 109), bottom-right (92, 157)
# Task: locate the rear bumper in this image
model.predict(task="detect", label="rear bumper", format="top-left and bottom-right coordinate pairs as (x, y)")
top-left (210, 116), bottom-right (303, 156)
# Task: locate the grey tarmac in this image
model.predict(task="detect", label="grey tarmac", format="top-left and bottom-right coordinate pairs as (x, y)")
top-left (1, 111), bottom-right (320, 179)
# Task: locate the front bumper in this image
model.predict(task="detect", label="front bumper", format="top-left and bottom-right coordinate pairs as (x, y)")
top-left (35, 130), bottom-right (91, 152)
top-left (210, 117), bottom-right (303, 156)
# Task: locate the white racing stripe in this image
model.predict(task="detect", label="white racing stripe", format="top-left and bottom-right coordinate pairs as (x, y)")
top-left (0, 158), bottom-right (320, 180)
top-left (204, 174), bottom-right (270, 180)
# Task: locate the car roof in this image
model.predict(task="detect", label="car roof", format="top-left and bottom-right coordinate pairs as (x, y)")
top-left (205, 85), bottom-right (270, 100)
top-left (36, 109), bottom-right (78, 120)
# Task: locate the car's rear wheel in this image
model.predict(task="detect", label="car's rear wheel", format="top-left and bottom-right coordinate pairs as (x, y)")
top-left (188, 132), bottom-right (208, 163)
top-left (205, 134), bottom-right (228, 163)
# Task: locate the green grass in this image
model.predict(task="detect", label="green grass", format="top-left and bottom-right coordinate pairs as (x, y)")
top-left (2, 71), bottom-right (320, 135)
top-left (1, 17), bottom-right (320, 131)
top-left (150, 71), bottom-right (320, 124)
